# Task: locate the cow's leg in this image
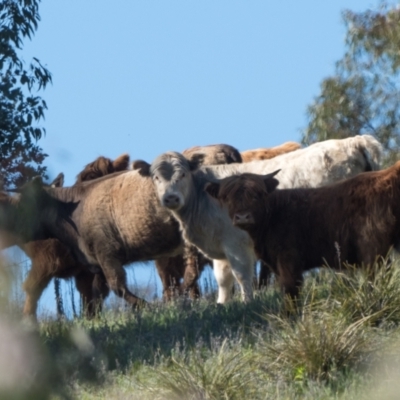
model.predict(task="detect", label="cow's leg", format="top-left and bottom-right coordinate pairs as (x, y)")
top-left (74, 271), bottom-right (95, 317)
top-left (101, 260), bottom-right (146, 307)
top-left (258, 261), bottom-right (272, 289)
top-left (74, 271), bottom-right (109, 317)
top-left (92, 272), bottom-right (110, 311)
top-left (228, 252), bottom-right (255, 304)
top-left (277, 261), bottom-right (303, 300)
top-left (213, 259), bottom-right (235, 303)
top-left (155, 256), bottom-right (182, 300)
top-left (182, 258), bottom-right (201, 299)
top-left (182, 249), bottom-right (202, 299)
top-left (22, 265), bottom-right (52, 318)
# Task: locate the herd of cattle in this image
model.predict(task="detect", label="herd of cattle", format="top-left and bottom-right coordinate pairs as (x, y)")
top-left (2, 134), bottom-right (399, 319)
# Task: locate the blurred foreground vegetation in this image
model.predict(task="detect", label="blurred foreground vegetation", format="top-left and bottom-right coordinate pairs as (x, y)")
top-left (3, 257), bottom-right (400, 398)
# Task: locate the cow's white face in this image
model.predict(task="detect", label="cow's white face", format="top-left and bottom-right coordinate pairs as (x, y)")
top-left (152, 160), bottom-right (193, 211)
top-left (150, 152), bottom-right (199, 211)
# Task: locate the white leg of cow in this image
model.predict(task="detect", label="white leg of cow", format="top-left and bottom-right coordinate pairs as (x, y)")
top-left (213, 259), bottom-right (234, 303)
top-left (226, 248), bottom-right (256, 303)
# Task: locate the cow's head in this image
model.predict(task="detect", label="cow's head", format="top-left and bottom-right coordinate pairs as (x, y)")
top-left (0, 173), bottom-right (64, 247)
top-left (182, 144), bottom-right (242, 167)
top-left (0, 191), bottom-right (20, 248)
top-left (7, 177), bottom-right (52, 241)
top-left (13, 174), bottom-right (80, 243)
top-left (205, 171), bottom-right (280, 228)
top-left (133, 152), bottom-right (198, 211)
top-left (75, 153), bottom-right (130, 183)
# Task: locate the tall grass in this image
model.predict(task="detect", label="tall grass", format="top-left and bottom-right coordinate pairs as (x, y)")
top-left (3, 257), bottom-right (400, 398)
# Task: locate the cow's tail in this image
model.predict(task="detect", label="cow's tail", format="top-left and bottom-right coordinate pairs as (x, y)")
top-left (358, 134), bottom-right (383, 171)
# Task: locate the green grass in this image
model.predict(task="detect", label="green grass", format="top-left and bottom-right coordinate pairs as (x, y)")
top-left (4, 259), bottom-right (400, 399)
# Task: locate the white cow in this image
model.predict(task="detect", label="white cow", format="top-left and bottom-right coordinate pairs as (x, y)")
top-left (201, 135), bottom-right (382, 187)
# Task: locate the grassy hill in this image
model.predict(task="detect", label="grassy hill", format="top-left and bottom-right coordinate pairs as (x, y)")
top-left (2, 259), bottom-right (400, 399)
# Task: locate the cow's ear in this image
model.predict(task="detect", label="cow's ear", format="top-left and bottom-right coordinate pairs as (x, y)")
top-left (215, 146), bottom-right (243, 164)
top-left (262, 170), bottom-right (280, 193)
top-left (264, 178), bottom-right (279, 194)
top-left (113, 153), bottom-right (130, 171)
top-left (187, 153), bottom-right (205, 171)
top-left (132, 160), bottom-right (151, 176)
top-left (50, 173), bottom-right (64, 188)
top-left (204, 181), bottom-right (220, 199)
top-left (32, 176), bottom-right (44, 188)
top-left (225, 149), bottom-right (242, 164)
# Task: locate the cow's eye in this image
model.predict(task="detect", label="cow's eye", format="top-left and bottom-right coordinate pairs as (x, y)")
top-left (88, 173), bottom-right (97, 180)
top-left (181, 172), bottom-right (186, 179)
top-left (154, 175), bottom-right (159, 181)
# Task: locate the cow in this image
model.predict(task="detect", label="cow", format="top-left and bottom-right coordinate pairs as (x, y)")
top-left (204, 163), bottom-right (400, 298)
top-left (241, 141), bottom-right (301, 162)
top-left (154, 143), bottom-right (245, 299)
top-left (138, 135), bottom-right (382, 302)
top-left (200, 135), bottom-right (382, 185)
top-left (15, 168), bottom-right (186, 309)
top-left (181, 142), bottom-right (302, 166)
top-left (182, 144), bottom-right (242, 167)
top-left (0, 154), bottom-right (130, 318)
top-left (152, 143), bottom-right (242, 300)
top-left (75, 154), bottom-right (131, 183)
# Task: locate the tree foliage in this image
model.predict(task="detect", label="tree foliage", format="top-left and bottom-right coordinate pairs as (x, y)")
top-left (0, 0), bottom-right (51, 189)
top-left (303, 3), bottom-right (400, 165)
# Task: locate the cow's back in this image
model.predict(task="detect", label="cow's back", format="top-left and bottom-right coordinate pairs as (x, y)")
top-left (266, 164), bottom-right (400, 269)
top-left (201, 135), bottom-right (383, 188)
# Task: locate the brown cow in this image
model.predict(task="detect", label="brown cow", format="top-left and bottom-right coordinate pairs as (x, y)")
top-left (241, 142), bottom-right (301, 286)
top-left (182, 144), bottom-right (242, 167)
top-left (205, 164), bottom-right (400, 298)
top-left (0, 154), bottom-right (130, 318)
top-left (241, 141), bottom-right (301, 162)
top-left (15, 167), bottom-right (186, 309)
top-left (76, 154), bottom-right (130, 183)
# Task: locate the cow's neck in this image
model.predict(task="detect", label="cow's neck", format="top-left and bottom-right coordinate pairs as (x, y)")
top-left (37, 193), bottom-right (89, 264)
top-left (171, 182), bottom-right (216, 250)
top-left (172, 186), bottom-right (202, 234)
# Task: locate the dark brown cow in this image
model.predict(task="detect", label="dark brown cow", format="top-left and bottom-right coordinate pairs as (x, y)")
top-left (0, 154), bottom-right (130, 318)
top-left (205, 164), bottom-right (400, 298)
top-left (76, 154), bottom-right (130, 183)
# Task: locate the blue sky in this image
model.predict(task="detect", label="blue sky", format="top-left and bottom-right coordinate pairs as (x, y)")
top-left (16, 0), bottom-right (379, 315)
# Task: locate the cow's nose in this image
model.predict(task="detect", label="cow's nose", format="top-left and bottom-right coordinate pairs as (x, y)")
top-left (163, 194), bottom-right (180, 208)
top-left (234, 212), bottom-right (252, 224)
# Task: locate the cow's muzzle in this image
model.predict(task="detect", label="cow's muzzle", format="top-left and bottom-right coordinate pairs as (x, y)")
top-left (162, 193), bottom-right (182, 210)
top-left (233, 212), bottom-right (254, 226)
